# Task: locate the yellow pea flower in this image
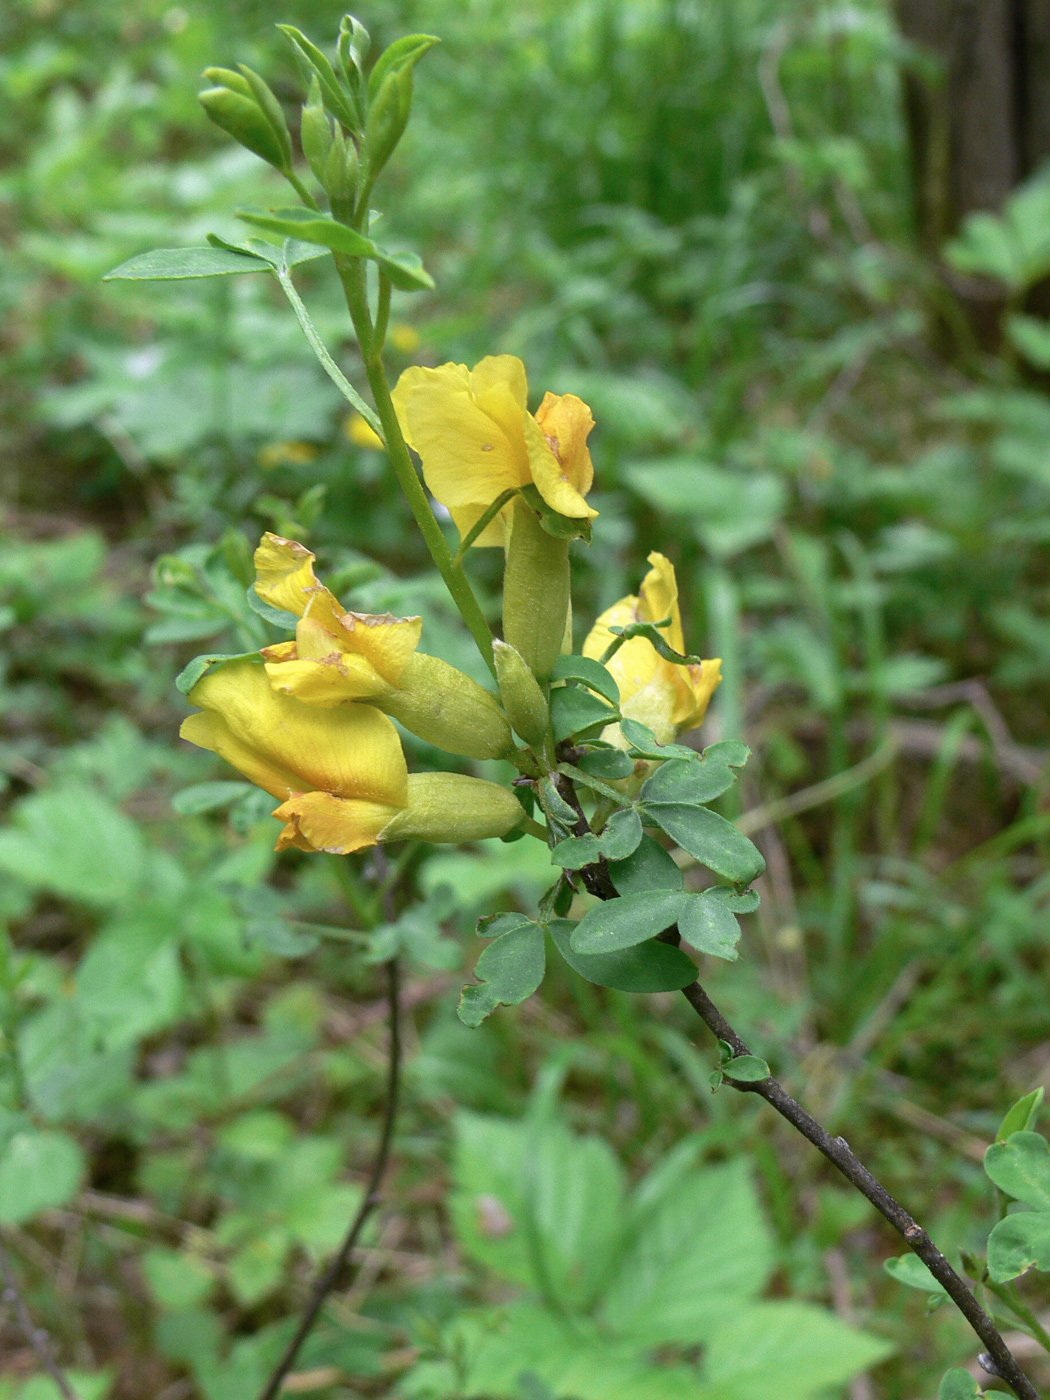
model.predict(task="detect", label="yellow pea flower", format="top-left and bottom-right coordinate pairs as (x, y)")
top-left (583, 552), bottom-right (722, 745)
top-left (179, 657), bottom-right (523, 853)
top-left (391, 354), bottom-right (597, 546)
top-left (253, 534), bottom-right (514, 760)
top-left (346, 413), bottom-right (384, 449)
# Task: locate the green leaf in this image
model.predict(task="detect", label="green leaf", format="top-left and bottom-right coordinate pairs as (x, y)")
top-left (598, 808), bottom-right (643, 860)
top-left (548, 920), bottom-right (697, 993)
top-left (172, 781), bottom-right (256, 816)
top-left (939, 1368), bottom-right (983, 1400)
top-left (550, 655), bottom-right (620, 705)
top-left (236, 207), bottom-right (435, 290)
top-left (608, 834), bottom-right (684, 896)
top-left (576, 747), bottom-right (635, 781)
top-left (701, 1300), bottom-right (891, 1400)
top-left (984, 1131), bottom-right (1050, 1208)
top-left (458, 923), bottom-right (545, 1026)
top-left (103, 246), bottom-right (271, 280)
top-left (678, 887), bottom-right (752, 960)
top-left (142, 1247), bottom-right (215, 1310)
top-left (477, 912), bottom-right (535, 940)
top-left (640, 741), bottom-right (750, 807)
top-left (246, 584), bottom-right (299, 629)
top-left (551, 834), bottom-right (601, 869)
top-left (643, 802), bottom-right (766, 883)
top-left (625, 458), bottom-right (787, 559)
top-left (367, 33), bottom-right (440, 98)
top-left (987, 1210), bottom-right (1050, 1281)
top-left (519, 483), bottom-right (593, 541)
top-left (0, 784), bottom-right (145, 906)
top-left (277, 24), bottom-right (360, 130)
top-left (997, 1088), bottom-right (1044, 1142)
top-left (884, 1254), bottom-right (948, 1295)
top-left (570, 890), bottom-right (687, 955)
top-left (175, 651), bottom-right (261, 696)
top-left (723, 1055), bottom-right (770, 1082)
top-left (619, 717), bottom-right (697, 760)
top-left (550, 685), bottom-right (617, 743)
top-left (0, 1129), bottom-right (85, 1224)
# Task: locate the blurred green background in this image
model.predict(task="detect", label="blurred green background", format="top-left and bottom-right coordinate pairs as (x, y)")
top-left (3, 0), bottom-right (1050, 1396)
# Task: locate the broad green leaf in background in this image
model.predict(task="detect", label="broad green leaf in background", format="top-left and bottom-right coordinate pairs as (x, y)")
top-left (883, 1253), bottom-right (948, 1295)
top-left (0, 1128), bottom-right (86, 1224)
top-left (700, 1301), bottom-right (891, 1400)
top-left (0, 783), bottom-right (145, 906)
top-left (599, 1157), bottom-right (774, 1345)
top-left (624, 458), bottom-right (787, 558)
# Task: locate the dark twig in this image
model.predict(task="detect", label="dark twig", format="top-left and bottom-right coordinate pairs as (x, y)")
top-left (680, 980), bottom-right (1042, 1400)
top-left (0, 1238), bottom-right (80, 1400)
top-left (256, 957), bottom-right (402, 1400)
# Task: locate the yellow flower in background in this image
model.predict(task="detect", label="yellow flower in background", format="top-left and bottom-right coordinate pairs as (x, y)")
top-left (346, 414), bottom-right (385, 449)
top-left (255, 533), bottom-right (421, 708)
top-left (258, 440), bottom-right (320, 471)
top-left (391, 355), bottom-right (597, 546)
top-left (388, 323), bottom-right (421, 355)
top-left (179, 657), bottom-right (524, 852)
top-left (253, 534), bottom-right (514, 759)
top-left (583, 552), bottom-right (721, 745)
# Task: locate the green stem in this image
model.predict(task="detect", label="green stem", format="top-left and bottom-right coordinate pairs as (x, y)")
top-left (335, 257), bottom-right (497, 677)
top-left (373, 271), bottom-right (392, 353)
top-left (454, 486), bottom-right (521, 561)
top-left (286, 170), bottom-right (320, 210)
top-left (275, 262), bottom-right (384, 437)
top-left (986, 1280), bottom-right (1050, 1355)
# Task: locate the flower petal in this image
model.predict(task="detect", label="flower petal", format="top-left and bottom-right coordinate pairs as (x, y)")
top-left (253, 533), bottom-right (332, 618)
top-left (535, 391), bottom-right (595, 499)
top-left (180, 709), bottom-right (305, 800)
top-left (676, 658), bottom-right (722, 733)
top-left (336, 611), bottom-right (422, 685)
top-left (524, 413), bottom-right (598, 520)
top-left (639, 552), bottom-right (685, 654)
top-left (263, 652), bottom-right (391, 706)
top-left (449, 502), bottom-right (510, 549)
top-left (392, 363), bottom-right (529, 510)
top-left (273, 791), bottom-right (401, 854)
top-left (185, 658), bottom-right (408, 804)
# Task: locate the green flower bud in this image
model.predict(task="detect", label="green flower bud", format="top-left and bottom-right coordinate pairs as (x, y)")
top-left (200, 67), bottom-right (292, 174)
top-left (338, 15), bottom-right (371, 87)
top-left (380, 772), bottom-right (525, 844)
top-left (373, 653), bottom-right (514, 760)
top-left (502, 496), bottom-right (570, 685)
top-left (322, 127), bottom-right (359, 205)
top-left (363, 67), bottom-right (412, 178)
top-left (300, 77), bottom-right (334, 184)
top-left (494, 640), bottom-right (550, 748)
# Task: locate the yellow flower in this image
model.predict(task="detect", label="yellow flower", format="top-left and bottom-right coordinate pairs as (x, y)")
top-left (391, 355), bottom-right (597, 546)
top-left (180, 657), bottom-right (523, 852)
top-left (255, 533), bottom-right (421, 708)
top-left (583, 552), bottom-right (722, 745)
top-left (254, 534), bottom-right (513, 760)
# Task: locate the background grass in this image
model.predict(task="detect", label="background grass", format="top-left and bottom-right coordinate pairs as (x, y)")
top-left (2, 0), bottom-right (1050, 1396)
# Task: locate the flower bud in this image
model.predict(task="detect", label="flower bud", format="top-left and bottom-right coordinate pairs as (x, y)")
top-left (200, 67), bottom-right (292, 174)
top-left (502, 496), bottom-right (570, 685)
top-left (300, 77), bottom-right (334, 184)
top-left (322, 126), bottom-right (359, 205)
top-left (363, 67), bottom-right (412, 177)
top-left (380, 773), bottom-right (525, 844)
top-left (372, 653), bottom-right (514, 760)
top-left (493, 640), bottom-right (550, 748)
